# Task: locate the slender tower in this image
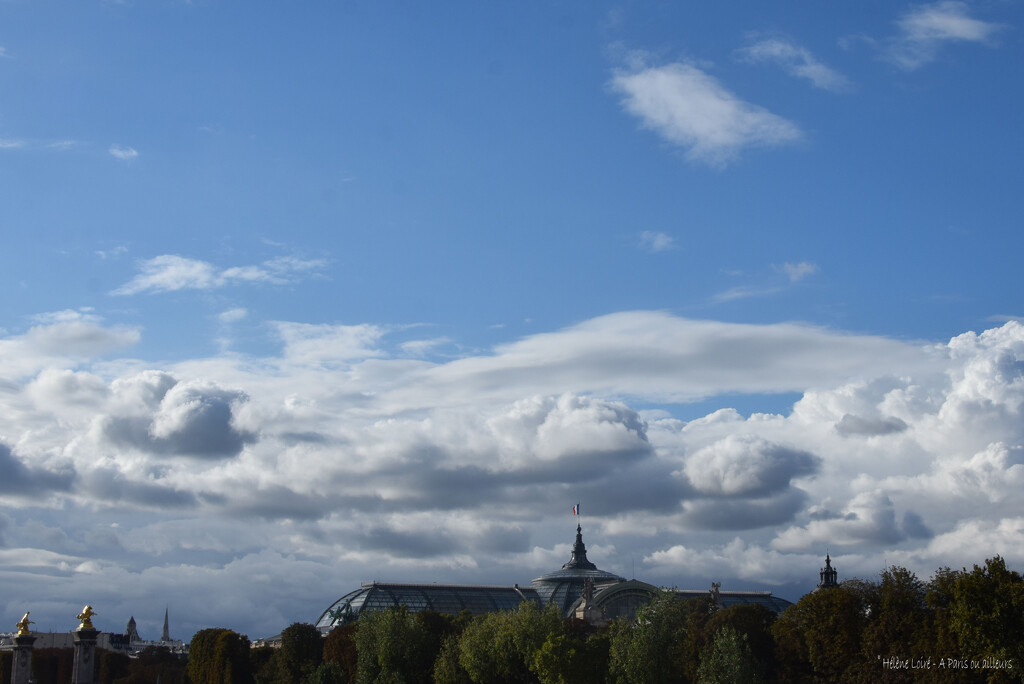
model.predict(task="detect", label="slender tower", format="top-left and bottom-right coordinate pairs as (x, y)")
top-left (817, 553), bottom-right (839, 590)
top-left (161, 608), bottom-right (170, 642)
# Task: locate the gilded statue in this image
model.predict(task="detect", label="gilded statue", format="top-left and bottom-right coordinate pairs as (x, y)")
top-left (77, 605), bottom-right (97, 630)
top-left (16, 612), bottom-right (33, 635)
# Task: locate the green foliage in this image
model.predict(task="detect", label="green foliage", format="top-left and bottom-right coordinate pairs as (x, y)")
top-left (354, 606), bottom-right (435, 684)
top-left (696, 626), bottom-right (761, 684)
top-left (188, 628), bottom-right (253, 684)
top-left (771, 586), bottom-right (866, 682)
top-left (432, 635), bottom-right (472, 684)
top-left (608, 592), bottom-right (701, 684)
top-left (308, 661), bottom-right (349, 684)
top-left (701, 604), bottom-right (775, 681)
top-left (274, 623), bottom-right (324, 684)
top-left (529, 621), bottom-right (609, 684)
top-left (452, 601), bottom-right (564, 684)
top-left (857, 566), bottom-right (930, 683)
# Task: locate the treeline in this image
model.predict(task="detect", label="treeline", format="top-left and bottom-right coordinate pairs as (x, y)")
top-left (4, 556), bottom-right (1022, 683)
top-left (186, 557), bottom-right (1023, 684)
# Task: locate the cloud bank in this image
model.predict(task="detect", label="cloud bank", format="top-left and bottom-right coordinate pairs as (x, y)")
top-left (1, 312), bottom-right (1023, 639)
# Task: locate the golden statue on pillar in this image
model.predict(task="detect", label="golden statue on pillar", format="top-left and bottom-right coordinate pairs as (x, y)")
top-left (77, 605), bottom-right (97, 630)
top-left (16, 612), bottom-right (33, 635)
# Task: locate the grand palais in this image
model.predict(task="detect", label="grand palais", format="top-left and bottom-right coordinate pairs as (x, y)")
top-left (315, 524), bottom-right (798, 631)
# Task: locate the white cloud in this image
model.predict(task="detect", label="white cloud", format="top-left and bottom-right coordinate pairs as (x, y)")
top-left (683, 435), bottom-right (818, 497)
top-left (400, 337), bottom-right (452, 357)
top-left (0, 138), bottom-right (26, 149)
top-left (46, 140), bottom-right (80, 151)
top-left (112, 254), bottom-right (328, 295)
top-left (610, 62), bottom-right (801, 166)
top-left (95, 245), bottom-right (129, 260)
top-left (737, 38), bottom-right (851, 92)
top-left (3, 312), bottom-right (1024, 638)
top-left (779, 261), bottom-right (819, 282)
top-left (273, 321), bottom-right (386, 366)
top-left (887, 1), bottom-right (1002, 70)
top-left (638, 230), bottom-right (675, 253)
top-left (711, 285), bottom-right (782, 303)
top-left (108, 144), bottom-right (138, 161)
top-left (218, 308), bottom-right (248, 324)
top-left (0, 311), bottom-right (139, 379)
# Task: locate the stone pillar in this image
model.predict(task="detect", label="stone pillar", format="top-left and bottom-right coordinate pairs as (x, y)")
top-left (10, 634), bottom-right (36, 684)
top-left (72, 629), bottom-right (99, 684)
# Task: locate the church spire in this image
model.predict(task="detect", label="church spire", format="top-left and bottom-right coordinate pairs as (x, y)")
top-left (161, 607), bottom-right (170, 642)
top-left (562, 524), bottom-right (598, 571)
top-left (817, 552), bottom-right (839, 589)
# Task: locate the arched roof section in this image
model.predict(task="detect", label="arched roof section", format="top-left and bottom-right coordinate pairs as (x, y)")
top-left (315, 582), bottom-right (540, 630)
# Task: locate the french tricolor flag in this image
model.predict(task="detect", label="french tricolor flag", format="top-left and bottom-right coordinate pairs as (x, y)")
top-left (572, 503), bottom-right (579, 516)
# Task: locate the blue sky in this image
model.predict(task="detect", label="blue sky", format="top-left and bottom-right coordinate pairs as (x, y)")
top-left (2, 1), bottom-right (1023, 640)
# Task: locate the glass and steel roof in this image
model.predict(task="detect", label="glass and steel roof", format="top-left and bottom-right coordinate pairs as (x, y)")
top-left (315, 582), bottom-right (540, 630)
top-left (314, 523), bottom-right (794, 629)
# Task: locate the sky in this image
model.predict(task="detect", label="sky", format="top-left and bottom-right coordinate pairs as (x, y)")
top-left (1, 0), bottom-right (1023, 641)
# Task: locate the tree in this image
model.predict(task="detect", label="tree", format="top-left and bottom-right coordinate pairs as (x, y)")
top-left (308, 661), bottom-right (349, 684)
top-left (696, 626), bottom-right (760, 684)
top-left (188, 628), bottom-right (253, 684)
top-left (700, 604), bottom-right (775, 682)
top-left (275, 623), bottom-right (324, 684)
top-left (934, 557), bottom-right (1024, 682)
top-left (354, 606), bottom-right (434, 684)
top-left (432, 635), bottom-right (472, 684)
top-left (771, 586), bottom-right (866, 683)
top-left (856, 566), bottom-right (930, 683)
top-left (324, 624), bottom-right (359, 684)
top-left (608, 592), bottom-right (700, 684)
top-left (115, 646), bottom-right (188, 684)
top-left (456, 602), bottom-right (562, 684)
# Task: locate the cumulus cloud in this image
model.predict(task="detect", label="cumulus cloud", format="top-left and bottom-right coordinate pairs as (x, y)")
top-left (0, 444), bottom-right (75, 499)
top-left (737, 38), bottom-right (850, 92)
top-left (610, 62), bottom-right (800, 166)
top-left (887, 1), bottom-right (1002, 70)
top-left (682, 435), bottom-right (818, 497)
top-left (2, 311), bottom-right (1024, 637)
top-left (112, 254), bottom-right (328, 295)
top-left (96, 375), bottom-right (255, 459)
top-left (835, 413), bottom-right (908, 437)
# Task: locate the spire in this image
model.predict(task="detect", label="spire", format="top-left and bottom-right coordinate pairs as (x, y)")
top-left (818, 552), bottom-right (838, 589)
top-left (562, 524), bottom-right (598, 570)
top-left (161, 608), bottom-right (170, 642)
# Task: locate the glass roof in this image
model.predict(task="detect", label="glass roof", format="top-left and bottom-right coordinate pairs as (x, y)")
top-left (316, 583), bottom-right (540, 630)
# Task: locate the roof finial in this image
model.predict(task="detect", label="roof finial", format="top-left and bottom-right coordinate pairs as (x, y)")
top-left (563, 521), bottom-right (597, 570)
